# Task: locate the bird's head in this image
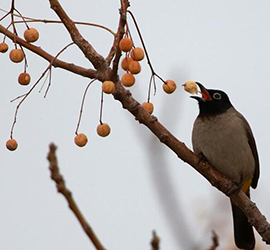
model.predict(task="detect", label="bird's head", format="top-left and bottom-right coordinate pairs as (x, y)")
top-left (191, 82), bottom-right (233, 115)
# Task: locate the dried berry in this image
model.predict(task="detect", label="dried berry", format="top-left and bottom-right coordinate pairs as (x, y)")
top-left (121, 57), bottom-right (133, 71)
top-left (128, 61), bottom-right (141, 74)
top-left (102, 81), bottom-right (115, 94)
top-left (9, 49), bottom-right (24, 63)
top-left (163, 80), bottom-right (177, 94)
top-left (0, 42), bottom-right (8, 53)
top-left (131, 47), bottom-right (144, 61)
top-left (183, 81), bottom-right (198, 94)
top-left (121, 73), bottom-right (135, 87)
top-left (24, 28), bottom-right (39, 43)
top-left (6, 139), bottom-right (18, 151)
top-left (142, 102), bottom-right (154, 114)
top-left (18, 73), bottom-right (31, 85)
top-left (97, 123), bottom-right (111, 137)
top-left (119, 38), bottom-right (133, 52)
top-left (74, 133), bottom-right (88, 147)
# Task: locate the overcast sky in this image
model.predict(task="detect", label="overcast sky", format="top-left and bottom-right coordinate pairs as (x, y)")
top-left (1, 1), bottom-right (270, 249)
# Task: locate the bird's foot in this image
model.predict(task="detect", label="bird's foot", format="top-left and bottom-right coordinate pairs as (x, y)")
top-left (226, 181), bottom-right (242, 196)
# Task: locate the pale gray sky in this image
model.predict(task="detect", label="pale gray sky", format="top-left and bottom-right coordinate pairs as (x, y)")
top-left (1, 1), bottom-right (270, 249)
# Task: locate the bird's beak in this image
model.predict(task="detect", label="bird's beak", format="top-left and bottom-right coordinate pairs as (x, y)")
top-left (190, 82), bottom-right (212, 102)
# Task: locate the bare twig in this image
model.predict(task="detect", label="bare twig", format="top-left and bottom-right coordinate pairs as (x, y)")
top-left (0, 8), bottom-right (116, 36)
top-left (207, 230), bottom-right (219, 250)
top-left (47, 143), bottom-right (106, 250)
top-left (75, 79), bottom-right (96, 135)
top-left (49, 0), bottom-right (107, 71)
top-left (0, 24), bottom-right (98, 80)
top-left (106, 0), bottom-right (129, 65)
top-left (127, 10), bottom-right (165, 98)
top-left (151, 231), bottom-right (160, 250)
top-left (10, 42), bottom-right (75, 138)
top-left (99, 89), bottom-right (104, 124)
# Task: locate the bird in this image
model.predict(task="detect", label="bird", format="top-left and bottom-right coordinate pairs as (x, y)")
top-left (191, 82), bottom-right (259, 250)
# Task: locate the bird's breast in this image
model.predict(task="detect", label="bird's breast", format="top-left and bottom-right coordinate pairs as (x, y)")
top-left (192, 108), bottom-right (255, 183)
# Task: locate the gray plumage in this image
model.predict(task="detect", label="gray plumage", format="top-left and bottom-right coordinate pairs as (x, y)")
top-left (192, 106), bottom-right (255, 184)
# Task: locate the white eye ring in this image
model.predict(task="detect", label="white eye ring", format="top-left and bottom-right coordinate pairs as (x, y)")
top-left (213, 92), bottom-right (222, 100)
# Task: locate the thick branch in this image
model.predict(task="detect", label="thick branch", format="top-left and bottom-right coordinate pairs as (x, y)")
top-left (47, 143), bottom-right (106, 250)
top-left (112, 78), bottom-right (270, 244)
top-left (0, 24), bottom-right (99, 80)
top-left (49, 0), bottom-right (107, 72)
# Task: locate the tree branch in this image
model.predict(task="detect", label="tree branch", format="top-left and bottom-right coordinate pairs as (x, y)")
top-left (49, 0), bottom-right (108, 72)
top-left (47, 143), bottom-right (106, 250)
top-left (0, 24), bottom-right (99, 79)
top-left (112, 76), bottom-right (270, 244)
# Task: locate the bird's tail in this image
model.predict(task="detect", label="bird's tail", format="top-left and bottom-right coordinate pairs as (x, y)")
top-left (230, 194), bottom-right (255, 249)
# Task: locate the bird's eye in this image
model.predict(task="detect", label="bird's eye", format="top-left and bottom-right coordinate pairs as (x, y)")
top-left (213, 92), bottom-right (222, 100)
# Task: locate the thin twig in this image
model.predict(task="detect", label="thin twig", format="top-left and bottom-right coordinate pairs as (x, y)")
top-left (106, 0), bottom-right (129, 69)
top-left (47, 143), bottom-right (106, 250)
top-left (151, 231), bottom-right (160, 250)
top-left (127, 10), bottom-right (166, 99)
top-left (1, 15), bottom-right (116, 36)
top-left (0, 24), bottom-right (98, 80)
top-left (207, 230), bottom-right (219, 250)
top-left (99, 90), bottom-right (104, 124)
top-left (49, 0), bottom-right (107, 71)
top-left (75, 79), bottom-right (96, 135)
top-left (10, 42), bottom-right (75, 138)
top-left (10, 66), bottom-right (50, 139)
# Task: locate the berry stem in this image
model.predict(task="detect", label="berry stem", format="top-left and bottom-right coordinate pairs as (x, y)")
top-left (127, 10), bottom-right (165, 99)
top-left (0, 8), bottom-right (116, 36)
top-left (75, 79), bottom-right (96, 135)
top-left (99, 90), bottom-right (104, 125)
top-left (10, 42), bottom-right (75, 138)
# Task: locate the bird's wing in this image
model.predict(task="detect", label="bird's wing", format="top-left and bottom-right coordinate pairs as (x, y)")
top-left (238, 113), bottom-right (260, 189)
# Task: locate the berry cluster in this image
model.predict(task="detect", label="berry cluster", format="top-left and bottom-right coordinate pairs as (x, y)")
top-left (118, 30), bottom-right (177, 116)
top-left (1, 24), bottom-right (40, 151)
top-left (74, 80), bottom-right (114, 147)
top-left (1, 7), bottom-right (182, 151)
top-left (1, 27), bottom-right (39, 88)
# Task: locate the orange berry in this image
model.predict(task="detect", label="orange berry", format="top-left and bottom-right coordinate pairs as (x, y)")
top-left (0, 42), bottom-right (8, 53)
top-left (128, 61), bottom-right (141, 74)
top-left (131, 47), bottom-right (144, 61)
top-left (18, 73), bottom-right (31, 86)
top-left (121, 57), bottom-right (133, 71)
top-left (6, 139), bottom-right (18, 151)
top-left (119, 38), bottom-right (133, 52)
top-left (142, 102), bottom-right (154, 114)
top-left (74, 133), bottom-right (88, 147)
top-left (97, 123), bottom-right (111, 137)
top-left (9, 49), bottom-right (24, 63)
top-left (163, 80), bottom-right (177, 94)
top-left (183, 81), bottom-right (198, 94)
top-left (121, 73), bottom-right (135, 87)
top-left (102, 81), bottom-right (115, 94)
top-left (24, 28), bottom-right (39, 43)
